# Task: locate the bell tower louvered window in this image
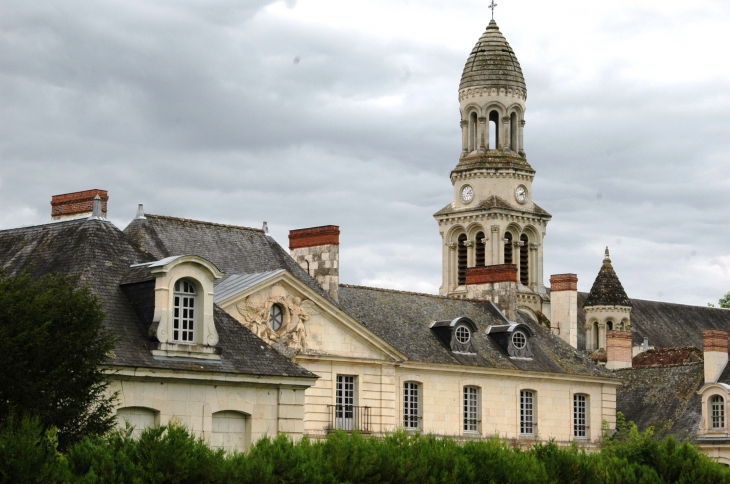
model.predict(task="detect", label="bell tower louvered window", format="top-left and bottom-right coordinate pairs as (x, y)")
top-left (504, 232), bottom-right (513, 265)
top-left (457, 234), bottom-right (467, 285)
top-left (475, 231), bottom-right (486, 267)
top-left (520, 234), bottom-right (529, 285)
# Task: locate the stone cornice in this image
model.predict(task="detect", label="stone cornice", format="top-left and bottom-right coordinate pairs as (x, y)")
top-left (458, 86), bottom-right (527, 102)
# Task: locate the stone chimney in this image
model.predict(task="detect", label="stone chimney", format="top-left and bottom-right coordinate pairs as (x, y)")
top-left (606, 330), bottom-right (633, 370)
top-left (464, 264), bottom-right (518, 320)
top-left (703, 330), bottom-right (729, 383)
top-left (289, 225), bottom-right (340, 301)
top-left (549, 274), bottom-right (578, 348)
top-left (51, 189), bottom-right (108, 220)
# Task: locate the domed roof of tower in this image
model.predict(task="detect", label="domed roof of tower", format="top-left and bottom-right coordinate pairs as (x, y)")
top-left (460, 20), bottom-right (526, 93)
top-left (583, 248), bottom-right (632, 308)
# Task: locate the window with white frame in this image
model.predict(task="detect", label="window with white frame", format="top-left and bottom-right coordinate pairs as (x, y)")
top-left (573, 394), bottom-right (587, 438)
top-left (336, 375), bottom-right (355, 431)
top-left (403, 382), bottom-right (420, 430)
top-left (463, 386), bottom-right (479, 432)
top-left (520, 390), bottom-right (535, 436)
top-left (173, 279), bottom-right (196, 343)
top-left (711, 395), bottom-right (725, 429)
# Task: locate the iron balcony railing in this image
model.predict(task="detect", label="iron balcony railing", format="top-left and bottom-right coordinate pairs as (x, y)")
top-left (327, 405), bottom-right (372, 433)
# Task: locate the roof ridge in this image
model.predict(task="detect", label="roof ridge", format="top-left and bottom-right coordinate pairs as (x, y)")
top-left (144, 214), bottom-right (265, 233)
top-left (579, 291), bottom-right (730, 312)
top-left (0, 216), bottom-right (109, 233)
top-left (339, 283), bottom-right (501, 304)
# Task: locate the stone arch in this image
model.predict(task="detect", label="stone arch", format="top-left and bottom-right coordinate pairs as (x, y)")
top-left (484, 102), bottom-right (505, 150)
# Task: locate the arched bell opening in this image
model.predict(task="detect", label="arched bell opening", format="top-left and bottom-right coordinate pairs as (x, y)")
top-left (488, 110), bottom-right (499, 150)
top-left (519, 234), bottom-right (529, 286)
top-left (475, 231), bottom-right (486, 267)
top-left (504, 232), bottom-right (513, 265)
top-left (457, 234), bottom-right (468, 286)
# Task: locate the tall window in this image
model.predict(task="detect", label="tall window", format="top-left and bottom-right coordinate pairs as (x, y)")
top-left (520, 390), bottom-right (535, 435)
top-left (712, 395), bottom-right (725, 429)
top-left (593, 321), bottom-right (600, 349)
top-left (510, 112), bottom-right (518, 150)
top-left (457, 234), bottom-right (467, 286)
top-left (573, 394), bottom-right (587, 438)
top-left (463, 386), bottom-right (479, 432)
top-left (469, 112), bottom-right (478, 152)
top-left (403, 382), bottom-right (420, 430)
top-left (173, 279), bottom-right (196, 343)
top-left (519, 234), bottom-right (529, 286)
top-left (336, 375), bottom-right (355, 430)
top-left (504, 232), bottom-right (513, 265)
top-left (475, 231), bottom-right (486, 267)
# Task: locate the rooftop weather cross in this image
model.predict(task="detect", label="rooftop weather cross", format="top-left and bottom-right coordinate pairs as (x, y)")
top-left (489, 0), bottom-right (497, 19)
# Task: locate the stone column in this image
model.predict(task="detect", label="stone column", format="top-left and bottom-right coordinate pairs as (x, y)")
top-left (598, 322), bottom-right (607, 350)
top-left (529, 243), bottom-right (539, 290)
top-left (519, 119), bottom-right (526, 155)
top-left (478, 116), bottom-right (487, 153)
top-left (464, 241), bottom-right (475, 268)
top-left (501, 117), bottom-right (510, 151)
top-left (447, 242), bottom-right (458, 292)
top-left (460, 120), bottom-right (468, 157)
top-left (491, 225), bottom-right (500, 264)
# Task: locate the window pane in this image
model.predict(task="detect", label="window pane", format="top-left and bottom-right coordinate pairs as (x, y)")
top-left (520, 391), bottom-right (534, 435)
top-left (463, 387), bottom-right (478, 432)
top-left (404, 382), bottom-right (419, 429)
top-left (573, 394), bottom-right (586, 438)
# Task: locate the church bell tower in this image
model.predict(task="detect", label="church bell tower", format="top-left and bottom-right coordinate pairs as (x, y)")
top-left (434, 20), bottom-right (551, 319)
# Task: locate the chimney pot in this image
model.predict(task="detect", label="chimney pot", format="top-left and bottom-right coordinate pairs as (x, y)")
top-left (135, 204), bottom-right (146, 219)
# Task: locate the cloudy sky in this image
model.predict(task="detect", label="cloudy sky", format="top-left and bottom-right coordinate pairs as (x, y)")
top-left (1, 0), bottom-right (729, 306)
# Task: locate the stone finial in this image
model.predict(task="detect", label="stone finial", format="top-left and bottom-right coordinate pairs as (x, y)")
top-left (135, 204), bottom-right (146, 220)
top-left (262, 221), bottom-right (269, 234)
top-left (90, 195), bottom-right (104, 220)
top-left (604, 247), bottom-right (610, 261)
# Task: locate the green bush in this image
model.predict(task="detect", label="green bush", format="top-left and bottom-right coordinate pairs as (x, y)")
top-left (4, 414), bottom-right (730, 483)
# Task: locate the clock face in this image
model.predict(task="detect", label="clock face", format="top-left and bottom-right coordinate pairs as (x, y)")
top-left (515, 185), bottom-right (528, 204)
top-left (461, 185), bottom-right (474, 203)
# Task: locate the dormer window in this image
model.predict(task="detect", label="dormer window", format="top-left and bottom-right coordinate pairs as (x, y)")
top-left (712, 395), bottom-right (725, 429)
top-left (455, 325), bottom-right (471, 345)
top-left (173, 279), bottom-right (197, 343)
top-left (512, 331), bottom-right (526, 350)
top-left (269, 304), bottom-right (283, 331)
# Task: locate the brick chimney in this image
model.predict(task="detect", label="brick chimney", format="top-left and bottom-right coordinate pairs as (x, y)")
top-left (606, 331), bottom-right (633, 369)
top-left (549, 274), bottom-right (578, 348)
top-left (289, 225), bottom-right (339, 301)
top-left (51, 189), bottom-right (108, 220)
top-left (703, 330), bottom-right (729, 383)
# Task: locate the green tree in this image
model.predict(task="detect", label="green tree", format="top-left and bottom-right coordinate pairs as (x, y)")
top-left (0, 269), bottom-right (117, 450)
top-left (720, 293), bottom-right (730, 309)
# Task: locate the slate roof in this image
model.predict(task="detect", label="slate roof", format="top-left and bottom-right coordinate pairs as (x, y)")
top-left (577, 292), bottom-right (730, 351)
top-left (338, 284), bottom-right (612, 377)
top-left (460, 20), bottom-right (526, 93)
top-left (583, 248), bottom-right (631, 308)
top-left (0, 218), bottom-right (315, 379)
top-left (434, 195), bottom-right (551, 219)
top-left (615, 363), bottom-right (704, 437)
top-left (123, 214), bottom-right (337, 306)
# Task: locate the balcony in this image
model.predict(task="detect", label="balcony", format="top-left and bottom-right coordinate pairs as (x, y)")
top-left (327, 405), bottom-right (372, 433)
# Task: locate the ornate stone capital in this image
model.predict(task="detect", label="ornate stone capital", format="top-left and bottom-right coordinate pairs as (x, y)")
top-left (529, 243), bottom-right (540, 250)
top-left (479, 238), bottom-right (488, 244)
top-left (502, 117), bottom-right (510, 123)
top-left (463, 241), bottom-right (474, 247)
top-left (491, 225), bottom-right (500, 233)
top-left (460, 120), bottom-right (468, 128)
top-left (520, 120), bottom-right (526, 127)
top-left (447, 242), bottom-right (458, 250)
top-left (478, 116), bottom-right (487, 123)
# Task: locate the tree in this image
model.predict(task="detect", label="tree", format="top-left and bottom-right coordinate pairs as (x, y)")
top-left (709, 292), bottom-right (730, 309)
top-left (0, 269), bottom-right (117, 450)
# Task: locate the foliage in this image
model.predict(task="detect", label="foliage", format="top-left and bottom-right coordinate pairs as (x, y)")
top-left (708, 292), bottom-right (730, 308)
top-left (4, 415), bottom-right (730, 484)
top-left (0, 269), bottom-right (117, 450)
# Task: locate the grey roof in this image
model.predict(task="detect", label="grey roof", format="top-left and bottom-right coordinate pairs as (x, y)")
top-left (214, 271), bottom-right (284, 303)
top-left (0, 218), bottom-right (315, 379)
top-left (338, 284), bottom-right (612, 377)
top-left (434, 195), bottom-right (550, 219)
top-left (577, 292), bottom-right (730, 350)
top-left (583, 249), bottom-right (631, 308)
top-left (123, 214), bottom-right (337, 306)
top-left (615, 363), bottom-right (703, 437)
top-left (460, 20), bottom-right (526, 93)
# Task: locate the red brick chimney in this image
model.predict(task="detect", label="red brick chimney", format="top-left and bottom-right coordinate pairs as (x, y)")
top-left (51, 189), bottom-right (108, 220)
top-left (606, 330), bottom-right (633, 369)
top-left (549, 274), bottom-right (578, 348)
top-left (703, 330), bottom-right (729, 383)
top-left (289, 225), bottom-right (340, 301)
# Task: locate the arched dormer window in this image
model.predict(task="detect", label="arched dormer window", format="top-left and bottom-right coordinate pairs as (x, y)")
top-left (469, 112), bottom-right (478, 152)
top-left (173, 279), bottom-right (197, 343)
top-left (519, 234), bottom-right (529, 285)
top-left (504, 232), bottom-right (513, 264)
top-left (475, 231), bottom-right (486, 267)
top-left (712, 395), bottom-right (725, 429)
top-left (488, 110), bottom-right (499, 149)
top-left (457, 234), bottom-right (467, 286)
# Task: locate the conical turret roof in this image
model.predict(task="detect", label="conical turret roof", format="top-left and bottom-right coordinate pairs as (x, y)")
top-left (583, 248), bottom-right (632, 308)
top-left (460, 20), bottom-right (526, 93)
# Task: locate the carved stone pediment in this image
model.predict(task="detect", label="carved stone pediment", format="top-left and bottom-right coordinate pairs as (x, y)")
top-left (235, 284), bottom-right (319, 356)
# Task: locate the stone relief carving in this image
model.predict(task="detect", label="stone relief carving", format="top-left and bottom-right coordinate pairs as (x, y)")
top-left (235, 285), bottom-right (318, 356)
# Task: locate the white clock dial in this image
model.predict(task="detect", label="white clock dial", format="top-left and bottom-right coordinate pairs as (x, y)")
top-left (461, 185), bottom-right (474, 203)
top-left (515, 185), bottom-right (527, 204)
